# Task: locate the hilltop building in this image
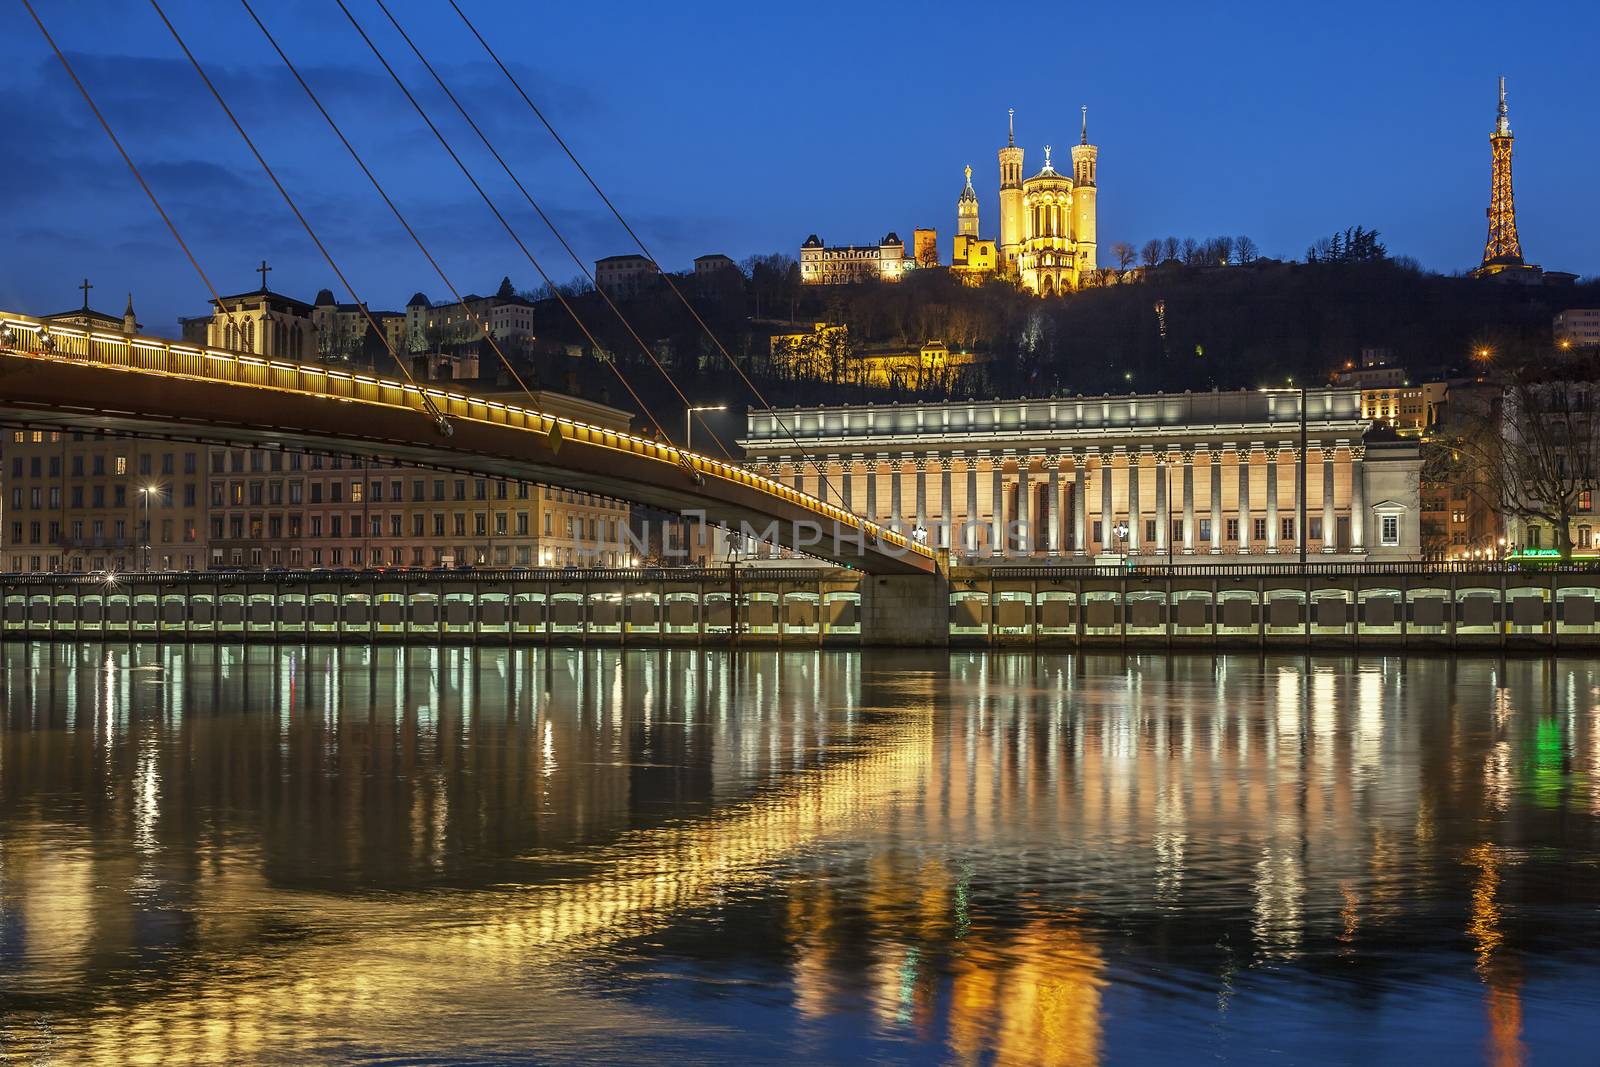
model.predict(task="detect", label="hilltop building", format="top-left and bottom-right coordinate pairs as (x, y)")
top-left (798, 233), bottom-right (912, 285)
top-left (594, 255), bottom-right (659, 299)
top-left (801, 105), bottom-right (1100, 295)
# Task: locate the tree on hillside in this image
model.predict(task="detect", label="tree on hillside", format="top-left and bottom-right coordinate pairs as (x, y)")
top-left (1236, 235), bottom-right (1259, 263)
top-left (1181, 237), bottom-right (1200, 265)
top-left (1307, 226), bottom-right (1387, 264)
top-left (1212, 235), bottom-right (1235, 265)
top-left (495, 276), bottom-right (516, 300)
top-left (1140, 239), bottom-right (1162, 267)
top-left (1111, 242), bottom-right (1137, 270)
top-left (1442, 360), bottom-right (1600, 561)
top-left (1162, 236), bottom-right (1181, 262)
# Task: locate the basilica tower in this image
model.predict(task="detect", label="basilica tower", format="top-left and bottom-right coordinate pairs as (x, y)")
top-left (1069, 106), bottom-right (1098, 277)
top-left (957, 165), bottom-right (979, 237)
top-left (998, 109), bottom-right (1025, 268)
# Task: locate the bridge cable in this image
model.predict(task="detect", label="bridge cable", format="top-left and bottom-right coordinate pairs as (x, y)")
top-left (238, 0), bottom-right (669, 455)
top-left (448, 0), bottom-right (849, 512)
top-left (331, 0), bottom-right (721, 474)
top-left (144, 0), bottom-right (451, 435)
top-left (17, 0), bottom-right (247, 341)
top-left (367, 0), bottom-right (734, 463)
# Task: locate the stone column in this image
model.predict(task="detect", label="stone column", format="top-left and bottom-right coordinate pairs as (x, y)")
top-left (1016, 455), bottom-right (1032, 555)
top-left (914, 457), bottom-right (928, 537)
top-left (1072, 453), bottom-right (1087, 555)
top-left (1047, 455), bottom-right (1062, 556)
top-left (1127, 452), bottom-right (1142, 553)
top-left (866, 455), bottom-right (880, 524)
top-left (1236, 447), bottom-right (1251, 553)
top-left (890, 455), bottom-right (904, 532)
top-left (1100, 451), bottom-right (1114, 554)
top-left (1209, 452), bottom-right (1223, 554)
top-left (1350, 445), bottom-right (1366, 551)
top-left (843, 454), bottom-right (858, 511)
top-left (939, 457), bottom-right (953, 551)
top-left (1265, 448), bottom-right (1280, 553)
top-left (1182, 449), bottom-right (1196, 553)
top-left (991, 454), bottom-right (1005, 557)
top-left (966, 453), bottom-right (980, 555)
top-left (1155, 450), bottom-right (1169, 554)
top-left (1322, 445), bottom-right (1336, 553)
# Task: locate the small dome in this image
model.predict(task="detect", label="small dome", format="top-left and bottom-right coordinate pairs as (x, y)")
top-left (407, 292), bottom-right (430, 308)
top-left (314, 288), bottom-right (336, 306)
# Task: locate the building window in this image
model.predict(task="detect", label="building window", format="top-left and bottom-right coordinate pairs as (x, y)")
top-left (1579, 526), bottom-right (1593, 549)
top-left (1226, 518), bottom-right (1239, 542)
top-left (1582, 491), bottom-right (1594, 513)
top-left (1252, 517), bottom-right (1267, 541)
top-left (1198, 519), bottom-right (1212, 541)
top-left (1144, 520), bottom-right (1156, 544)
top-left (1092, 520), bottom-right (1103, 545)
top-left (1309, 517), bottom-right (1323, 541)
top-left (1380, 514), bottom-right (1400, 546)
top-left (1281, 518), bottom-right (1295, 542)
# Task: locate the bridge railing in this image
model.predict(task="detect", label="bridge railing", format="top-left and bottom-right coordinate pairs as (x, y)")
top-left (1, 312), bottom-right (933, 564)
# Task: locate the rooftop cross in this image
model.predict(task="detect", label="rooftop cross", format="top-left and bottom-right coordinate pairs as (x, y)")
top-left (79, 277), bottom-right (92, 310)
top-left (257, 259), bottom-right (272, 292)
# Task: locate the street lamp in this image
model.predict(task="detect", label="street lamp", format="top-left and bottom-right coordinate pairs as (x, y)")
top-left (1113, 521), bottom-right (1130, 565)
top-left (685, 404), bottom-right (727, 453)
top-left (138, 485), bottom-right (162, 571)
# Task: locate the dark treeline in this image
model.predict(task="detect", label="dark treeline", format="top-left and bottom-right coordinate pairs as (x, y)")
top-left (457, 252), bottom-right (1598, 432)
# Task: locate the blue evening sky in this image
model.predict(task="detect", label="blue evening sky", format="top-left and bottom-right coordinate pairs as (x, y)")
top-left (2, 0), bottom-right (1596, 333)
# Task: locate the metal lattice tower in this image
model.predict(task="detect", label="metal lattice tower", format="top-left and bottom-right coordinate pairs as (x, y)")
top-left (1481, 75), bottom-right (1524, 268)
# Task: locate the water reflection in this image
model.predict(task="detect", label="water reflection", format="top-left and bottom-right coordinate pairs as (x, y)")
top-left (0, 646), bottom-right (1596, 1064)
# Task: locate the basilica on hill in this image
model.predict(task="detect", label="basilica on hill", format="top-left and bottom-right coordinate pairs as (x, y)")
top-left (800, 108), bottom-right (1099, 296)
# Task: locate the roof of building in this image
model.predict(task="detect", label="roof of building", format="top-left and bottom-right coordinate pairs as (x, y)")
top-left (595, 254), bottom-right (656, 266)
top-left (43, 307), bottom-right (125, 328)
top-left (882, 232), bottom-right (901, 245)
top-left (407, 292), bottom-right (430, 308)
top-left (802, 235), bottom-right (824, 249)
top-left (210, 289), bottom-right (315, 313)
top-left (695, 253), bottom-right (735, 263)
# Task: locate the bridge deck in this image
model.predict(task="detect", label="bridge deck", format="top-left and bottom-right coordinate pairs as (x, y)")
top-left (0, 312), bottom-right (935, 575)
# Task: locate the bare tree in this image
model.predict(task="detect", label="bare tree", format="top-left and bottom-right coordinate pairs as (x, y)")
top-left (1111, 242), bottom-right (1137, 270)
top-left (1140, 239), bottom-right (1162, 267)
top-left (1443, 362), bottom-right (1600, 561)
top-left (1213, 235), bottom-right (1235, 265)
top-left (1181, 237), bottom-right (1200, 264)
top-left (1161, 236), bottom-right (1181, 263)
top-left (1235, 235), bottom-right (1259, 263)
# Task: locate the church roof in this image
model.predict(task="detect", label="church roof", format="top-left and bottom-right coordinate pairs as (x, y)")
top-left (211, 289), bottom-right (315, 313)
top-left (43, 307), bottom-right (124, 328)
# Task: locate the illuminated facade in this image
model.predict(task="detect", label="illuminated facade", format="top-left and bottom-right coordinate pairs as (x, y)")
top-left (740, 387), bottom-right (1424, 561)
top-left (1, 391), bottom-right (632, 573)
top-left (799, 232), bottom-right (912, 285)
top-left (951, 165), bottom-right (998, 281)
top-left (1013, 107), bottom-right (1098, 294)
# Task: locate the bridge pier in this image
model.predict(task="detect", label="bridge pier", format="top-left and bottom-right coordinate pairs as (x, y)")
top-left (860, 571), bottom-right (950, 648)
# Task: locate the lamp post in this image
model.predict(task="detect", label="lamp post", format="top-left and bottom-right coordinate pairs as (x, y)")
top-left (138, 485), bottom-right (162, 571)
top-left (685, 404), bottom-right (727, 453)
top-left (1114, 521), bottom-right (1130, 568)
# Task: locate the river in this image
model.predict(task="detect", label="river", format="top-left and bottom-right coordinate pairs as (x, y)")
top-left (0, 644), bottom-right (1595, 1064)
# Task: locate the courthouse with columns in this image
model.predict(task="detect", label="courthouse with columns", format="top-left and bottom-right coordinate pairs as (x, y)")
top-left (739, 388), bottom-right (1422, 562)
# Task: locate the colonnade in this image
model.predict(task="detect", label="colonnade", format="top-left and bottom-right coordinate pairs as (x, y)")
top-left (759, 443), bottom-right (1366, 560)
